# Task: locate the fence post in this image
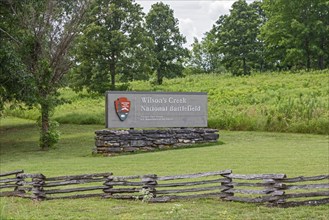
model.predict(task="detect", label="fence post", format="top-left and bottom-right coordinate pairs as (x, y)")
top-left (15, 171), bottom-right (26, 196)
top-left (142, 174), bottom-right (157, 200)
top-left (103, 174), bottom-right (114, 197)
top-left (31, 174), bottom-right (46, 200)
top-left (220, 170), bottom-right (234, 200)
top-left (266, 176), bottom-right (287, 207)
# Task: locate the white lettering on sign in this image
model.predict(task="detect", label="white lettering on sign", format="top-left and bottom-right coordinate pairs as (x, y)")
top-left (141, 96), bottom-right (188, 104)
top-left (141, 105), bottom-right (201, 112)
top-left (168, 97), bottom-right (187, 104)
top-left (141, 97), bottom-right (167, 104)
top-left (141, 106), bottom-right (168, 112)
top-left (169, 105), bottom-right (201, 112)
top-left (140, 97), bottom-right (199, 113)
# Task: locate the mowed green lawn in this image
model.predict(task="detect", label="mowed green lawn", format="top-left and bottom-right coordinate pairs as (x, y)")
top-left (0, 117), bottom-right (328, 219)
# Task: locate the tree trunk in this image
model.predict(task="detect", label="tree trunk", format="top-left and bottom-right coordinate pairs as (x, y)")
top-left (157, 68), bottom-right (163, 85)
top-left (110, 62), bottom-right (116, 90)
top-left (304, 38), bottom-right (311, 69)
top-left (243, 57), bottom-right (247, 75)
top-left (318, 56), bottom-right (324, 70)
top-left (318, 37), bottom-right (325, 70)
top-left (40, 101), bottom-right (50, 150)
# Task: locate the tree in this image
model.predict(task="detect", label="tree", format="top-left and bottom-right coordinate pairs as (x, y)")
top-left (187, 35), bottom-right (224, 74)
top-left (249, 1), bottom-right (270, 72)
top-left (145, 2), bottom-right (188, 85)
top-left (0, 1), bottom-right (36, 113)
top-left (214, 0), bottom-right (262, 75)
top-left (71, 0), bottom-right (154, 94)
top-left (0, 0), bottom-right (89, 149)
top-left (261, 0), bottom-right (329, 70)
top-left (196, 15), bottom-right (228, 74)
top-left (188, 38), bottom-right (209, 74)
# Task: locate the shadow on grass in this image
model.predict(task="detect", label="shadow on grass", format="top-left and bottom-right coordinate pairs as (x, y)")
top-left (0, 139), bottom-right (40, 153)
top-left (95, 141), bottom-right (226, 157)
top-left (0, 123), bottom-right (39, 155)
top-left (0, 123), bottom-right (37, 132)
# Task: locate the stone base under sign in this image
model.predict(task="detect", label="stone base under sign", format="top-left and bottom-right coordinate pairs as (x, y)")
top-left (94, 128), bottom-right (219, 156)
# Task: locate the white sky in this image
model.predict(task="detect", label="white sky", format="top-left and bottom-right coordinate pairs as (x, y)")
top-left (136, 0), bottom-right (254, 48)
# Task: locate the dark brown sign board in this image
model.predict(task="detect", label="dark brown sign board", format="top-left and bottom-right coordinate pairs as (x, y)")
top-left (106, 91), bottom-right (207, 128)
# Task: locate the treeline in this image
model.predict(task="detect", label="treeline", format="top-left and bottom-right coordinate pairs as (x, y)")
top-left (0, 0), bottom-right (328, 149)
top-left (188, 0), bottom-right (329, 75)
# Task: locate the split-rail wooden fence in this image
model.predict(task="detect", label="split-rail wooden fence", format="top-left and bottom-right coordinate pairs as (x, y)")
top-left (1, 169), bottom-right (328, 208)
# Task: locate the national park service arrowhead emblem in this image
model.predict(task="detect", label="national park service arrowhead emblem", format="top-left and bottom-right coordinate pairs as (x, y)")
top-left (114, 97), bottom-right (131, 121)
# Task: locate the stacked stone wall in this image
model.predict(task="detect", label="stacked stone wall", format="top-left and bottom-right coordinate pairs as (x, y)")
top-left (94, 128), bottom-right (219, 156)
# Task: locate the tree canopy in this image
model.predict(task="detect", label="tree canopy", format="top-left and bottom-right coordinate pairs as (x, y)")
top-left (0, 1), bottom-right (36, 112)
top-left (261, 0), bottom-right (329, 70)
top-left (0, 0), bottom-right (89, 149)
top-left (71, 0), bottom-right (155, 94)
top-left (200, 0), bottom-right (263, 75)
top-left (190, 0), bottom-right (328, 74)
top-left (145, 2), bottom-right (188, 84)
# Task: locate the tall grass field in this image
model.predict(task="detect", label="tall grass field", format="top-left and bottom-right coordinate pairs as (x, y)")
top-left (4, 70), bottom-right (329, 134)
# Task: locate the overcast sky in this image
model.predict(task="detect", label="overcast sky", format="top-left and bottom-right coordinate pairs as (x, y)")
top-left (136, 0), bottom-right (254, 48)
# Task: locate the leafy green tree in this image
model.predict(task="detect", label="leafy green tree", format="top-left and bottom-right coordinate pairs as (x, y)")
top-left (261, 0), bottom-right (329, 70)
top-left (198, 15), bottom-right (228, 74)
top-left (249, 1), bottom-right (270, 72)
top-left (145, 2), bottom-right (188, 84)
top-left (0, 0), bottom-right (89, 149)
top-left (71, 0), bottom-right (154, 94)
top-left (188, 38), bottom-right (208, 74)
top-left (0, 1), bottom-right (36, 113)
top-left (214, 0), bottom-right (262, 75)
top-left (203, 28), bottom-right (226, 74)
top-left (187, 35), bottom-right (224, 74)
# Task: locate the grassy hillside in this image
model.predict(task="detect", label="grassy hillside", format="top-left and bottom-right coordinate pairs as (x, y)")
top-left (4, 70), bottom-right (329, 134)
top-left (131, 70), bottom-right (329, 134)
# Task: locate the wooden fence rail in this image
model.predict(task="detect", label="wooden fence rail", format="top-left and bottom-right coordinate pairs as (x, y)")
top-left (219, 173), bottom-right (329, 207)
top-left (0, 170), bottom-right (328, 208)
top-left (0, 170), bottom-right (24, 197)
